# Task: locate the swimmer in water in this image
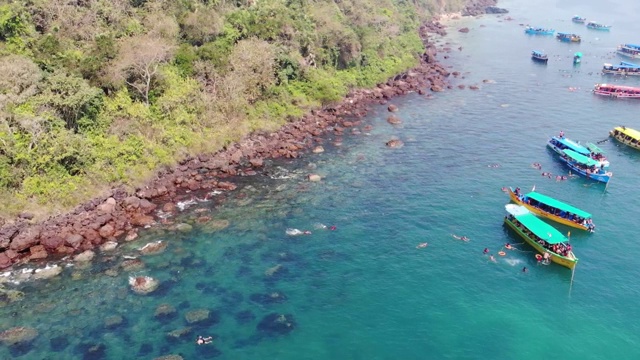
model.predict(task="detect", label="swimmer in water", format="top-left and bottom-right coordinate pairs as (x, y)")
top-left (416, 242), bottom-right (428, 249)
top-left (329, 225), bottom-right (337, 231)
top-left (196, 336), bottom-right (213, 345)
top-left (452, 234), bottom-right (470, 242)
top-left (489, 255), bottom-right (496, 263)
top-left (303, 230), bottom-right (312, 235)
top-left (505, 243), bottom-right (513, 250)
top-left (522, 267), bottom-right (528, 273)
top-left (483, 248), bottom-right (489, 254)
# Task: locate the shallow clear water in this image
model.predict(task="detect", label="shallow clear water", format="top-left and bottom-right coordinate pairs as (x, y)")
top-left (3, 0), bottom-right (640, 359)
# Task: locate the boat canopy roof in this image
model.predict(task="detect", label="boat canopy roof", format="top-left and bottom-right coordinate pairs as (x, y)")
top-left (622, 44), bottom-right (640, 49)
top-left (587, 142), bottom-right (604, 154)
top-left (613, 126), bottom-right (640, 140)
top-left (532, 50), bottom-right (545, 55)
top-left (563, 149), bottom-right (599, 166)
top-left (514, 213), bottom-right (568, 244)
top-left (555, 136), bottom-right (590, 155)
top-left (620, 61), bottom-right (640, 67)
top-left (524, 191), bottom-right (592, 219)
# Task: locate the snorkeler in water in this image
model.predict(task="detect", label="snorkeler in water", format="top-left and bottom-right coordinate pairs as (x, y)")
top-left (452, 234), bottom-right (470, 242)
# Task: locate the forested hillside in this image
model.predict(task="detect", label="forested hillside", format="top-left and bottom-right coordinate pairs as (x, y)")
top-left (0, 0), bottom-right (466, 217)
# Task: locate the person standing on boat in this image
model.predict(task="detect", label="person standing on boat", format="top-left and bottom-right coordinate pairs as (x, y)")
top-left (559, 130), bottom-right (565, 138)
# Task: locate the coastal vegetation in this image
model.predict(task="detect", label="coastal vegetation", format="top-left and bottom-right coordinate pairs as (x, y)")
top-left (0, 0), bottom-right (466, 218)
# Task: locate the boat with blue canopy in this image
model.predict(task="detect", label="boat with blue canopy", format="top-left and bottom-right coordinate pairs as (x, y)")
top-left (572, 15), bottom-right (586, 23)
top-left (508, 187), bottom-right (595, 232)
top-left (547, 135), bottom-right (609, 167)
top-left (525, 26), bottom-right (555, 35)
top-left (610, 126), bottom-right (640, 151)
top-left (586, 21), bottom-right (611, 31)
top-left (617, 44), bottom-right (640, 59)
top-left (559, 149), bottom-right (612, 183)
top-left (531, 50), bottom-right (548, 63)
top-left (504, 204), bottom-right (578, 270)
top-left (603, 62), bottom-right (640, 75)
top-left (557, 32), bottom-right (581, 42)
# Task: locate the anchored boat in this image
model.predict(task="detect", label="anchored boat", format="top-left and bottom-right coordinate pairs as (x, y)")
top-left (504, 204), bottom-right (578, 270)
top-left (602, 61), bottom-right (640, 76)
top-left (593, 83), bottom-right (640, 98)
top-left (571, 15), bottom-right (586, 23)
top-left (525, 26), bottom-right (555, 35)
top-left (616, 44), bottom-right (640, 59)
top-left (531, 50), bottom-right (549, 63)
top-left (547, 135), bottom-right (609, 167)
top-left (559, 149), bottom-right (613, 183)
top-left (586, 21), bottom-right (611, 31)
top-left (508, 187), bottom-right (595, 232)
top-left (557, 32), bottom-right (581, 42)
top-left (610, 126), bottom-right (640, 150)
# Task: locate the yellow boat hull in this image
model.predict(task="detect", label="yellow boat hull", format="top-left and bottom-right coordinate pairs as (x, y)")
top-left (508, 189), bottom-right (590, 231)
top-left (504, 217), bottom-right (578, 270)
top-left (610, 129), bottom-right (640, 150)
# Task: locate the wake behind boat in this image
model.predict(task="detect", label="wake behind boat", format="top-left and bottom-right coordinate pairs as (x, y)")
top-left (559, 149), bottom-right (612, 183)
top-left (508, 187), bottom-right (595, 232)
top-left (610, 126), bottom-right (640, 150)
top-left (547, 135), bottom-right (609, 167)
top-left (504, 205), bottom-right (578, 270)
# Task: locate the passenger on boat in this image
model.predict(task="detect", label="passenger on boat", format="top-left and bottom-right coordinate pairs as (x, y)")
top-left (559, 130), bottom-right (565, 138)
top-left (514, 187), bottom-right (521, 197)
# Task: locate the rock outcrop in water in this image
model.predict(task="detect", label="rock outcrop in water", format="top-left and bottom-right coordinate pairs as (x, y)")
top-left (0, 326), bottom-right (38, 346)
top-left (129, 276), bottom-right (159, 295)
top-left (257, 313), bottom-right (296, 336)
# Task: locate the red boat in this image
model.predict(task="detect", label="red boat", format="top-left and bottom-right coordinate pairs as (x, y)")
top-left (593, 83), bottom-right (640, 98)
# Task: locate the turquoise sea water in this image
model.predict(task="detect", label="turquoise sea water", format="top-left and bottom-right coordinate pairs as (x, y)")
top-left (3, 0), bottom-right (640, 359)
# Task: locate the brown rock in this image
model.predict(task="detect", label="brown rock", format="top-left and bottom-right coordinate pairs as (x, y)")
top-left (18, 212), bottom-right (35, 220)
top-left (131, 214), bottom-right (155, 227)
top-left (387, 104), bottom-right (398, 112)
top-left (65, 233), bottom-right (84, 248)
top-left (312, 146), bottom-right (325, 153)
top-left (469, 85), bottom-right (480, 90)
top-left (458, 27), bottom-right (470, 33)
top-left (125, 230), bottom-right (139, 242)
top-left (249, 158), bottom-right (264, 167)
top-left (139, 199), bottom-right (157, 214)
top-left (386, 139), bottom-right (405, 148)
top-left (0, 252), bottom-right (12, 268)
top-left (162, 202), bottom-right (176, 212)
top-left (97, 198), bottom-right (117, 214)
top-left (99, 224), bottom-right (115, 238)
top-left (387, 115), bottom-right (402, 125)
top-left (41, 235), bottom-right (64, 251)
top-left (29, 245), bottom-right (48, 260)
top-left (431, 85), bottom-right (444, 92)
top-left (308, 174), bottom-right (322, 182)
top-left (124, 196), bottom-right (141, 211)
top-left (217, 181), bottom-right (237, 191)
top-left (10, 227), bottom-right (41, 252)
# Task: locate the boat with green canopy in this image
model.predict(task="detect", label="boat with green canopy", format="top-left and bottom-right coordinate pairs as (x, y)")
top-left (586, 142), bottom-right (609, 167)
top-left (559, 149), bottom-right (612, 183)
top-left (504, 204), bottom-right (578, 269)
top-left (507, 187), bottom-right (595, 232)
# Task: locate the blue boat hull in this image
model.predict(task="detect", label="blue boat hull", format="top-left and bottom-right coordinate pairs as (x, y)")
top-left (525, 30), bottom-right (555, 35)
top-left (559, 157), bottom-right (611, 183)
top-left (587, 25), bottom-right (611, 31)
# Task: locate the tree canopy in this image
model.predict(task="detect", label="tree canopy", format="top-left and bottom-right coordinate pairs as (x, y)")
top-left (0, 0), bottom-right (466, 218)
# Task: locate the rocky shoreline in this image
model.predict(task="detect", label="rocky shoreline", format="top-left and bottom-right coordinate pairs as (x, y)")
top-left (0, 2), bottom-right (505, 271)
